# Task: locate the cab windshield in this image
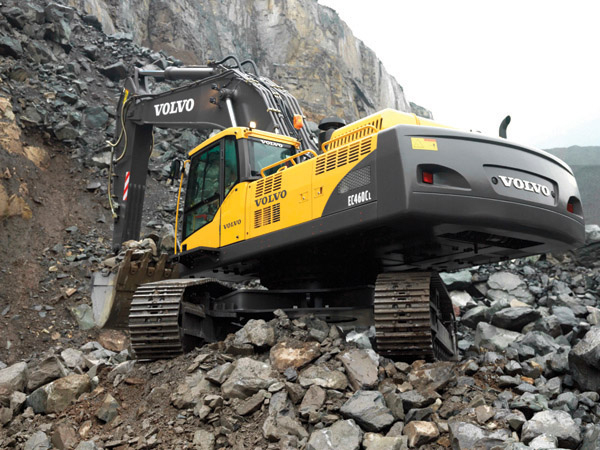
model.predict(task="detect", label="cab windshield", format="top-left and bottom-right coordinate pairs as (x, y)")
top-left (247, 139), bottom-right (295, 177)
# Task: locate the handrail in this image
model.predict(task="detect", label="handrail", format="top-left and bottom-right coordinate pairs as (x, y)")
top-left (259, 149), bottom-right (318, 177)
top-left (321, 124), bottom-right (378, 153)
top-left (174, 160), bottom-right (190, 254)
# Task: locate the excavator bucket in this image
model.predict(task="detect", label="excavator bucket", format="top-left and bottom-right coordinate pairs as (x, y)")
top-left (91, 250), bottom-right (179, 329)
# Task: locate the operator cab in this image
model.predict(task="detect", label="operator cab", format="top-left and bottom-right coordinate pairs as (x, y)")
top-left (181, 127), bottom-right (300, 243)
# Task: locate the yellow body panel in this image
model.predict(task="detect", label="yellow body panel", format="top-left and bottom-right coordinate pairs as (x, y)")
top-left (220, 182), bottom-right (248, 246)
top-left (183, 210), bottom-right (221, 249)
top-left (180, 109), bottom-right (448, 252)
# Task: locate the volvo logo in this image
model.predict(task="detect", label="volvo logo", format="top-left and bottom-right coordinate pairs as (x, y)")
top-left (497, 175), bottom-right (551, 197)
top-left (154, 98), bottom-right (195, 116)
top-left (260, 139), bottom-right (284, 148)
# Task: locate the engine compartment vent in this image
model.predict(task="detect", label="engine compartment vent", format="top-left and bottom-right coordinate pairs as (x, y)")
top-left (315, 136), bottom-right (374, 176)
top-left (255, 173), bottom-right (283, 198)
top-left (254, 203), bottom-right (281, 228)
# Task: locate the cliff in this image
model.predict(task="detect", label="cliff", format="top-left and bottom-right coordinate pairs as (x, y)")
top-left (65, 0), bottom-right (432, 122)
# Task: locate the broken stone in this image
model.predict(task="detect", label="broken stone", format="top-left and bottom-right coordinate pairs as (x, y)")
top-left (270, 340), bottom-right (320, 372)
top-left (475, 322), bottom-right (522, 352)
top-left (27, 356), bottom-right (68, 392)
top-left (0, 362), bottom-right (28, 394)
top-left (24, 431), bottom-right (50, 450)
top-left (97, 329), bottom-right (128, 352)
top-left (51, 423), bottom-right (78, 450)
top-left (299, 385), bottom-right (326, 418)
top-left (46, 374), bottom-right (92, 413)
top-left (234, 319), bottom-right (276, 347)
top-left (521, 410), bottom-right (581, 449)
top-left (235, 390), bottom-right (266, 416)
top-left (221, 357), bottom-right (276, 398)
top-left (306, 419), bottom-right (363, 450)
top-left (96, 393), bottom-right (119, 423)
top-left (298, 365), bottom-right (348, 390)
top-left (403, 421), bottom-right (439, 447)
top-left (340, 390), bottom-right (395, 432)
top-left (205, 362), bottom-right (234, 385)
top-left (338, 349), bottom-right (379, 391)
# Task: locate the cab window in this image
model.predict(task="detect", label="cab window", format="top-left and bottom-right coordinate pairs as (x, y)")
top-left (183, 144), bottom-right (220, 239)
top-left (247, 139), bottom-right (295, 177)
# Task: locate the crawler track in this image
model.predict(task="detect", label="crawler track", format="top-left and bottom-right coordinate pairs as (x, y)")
top-left (374, 272), bottom-right (457, 360)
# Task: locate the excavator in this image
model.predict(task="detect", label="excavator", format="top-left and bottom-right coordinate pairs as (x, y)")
top-left (91, 56), bottom-right (585, 361)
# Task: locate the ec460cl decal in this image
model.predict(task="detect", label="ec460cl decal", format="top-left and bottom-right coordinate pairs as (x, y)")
top-left (348, 190), bottom-right (372, 207)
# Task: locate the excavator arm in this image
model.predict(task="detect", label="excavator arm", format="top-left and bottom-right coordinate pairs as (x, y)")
top-left (109, 58), bottom-right (317, 250)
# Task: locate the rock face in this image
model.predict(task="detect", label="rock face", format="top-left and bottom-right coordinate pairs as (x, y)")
top-left (64, 0), bottom-right (430, 122)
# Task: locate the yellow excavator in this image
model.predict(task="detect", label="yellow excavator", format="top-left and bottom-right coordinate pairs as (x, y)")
top-left (92, 56), bottom-right (585, 361)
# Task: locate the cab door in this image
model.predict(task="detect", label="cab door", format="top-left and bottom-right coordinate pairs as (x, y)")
top-left (181, 142), bottom-right (222, 249)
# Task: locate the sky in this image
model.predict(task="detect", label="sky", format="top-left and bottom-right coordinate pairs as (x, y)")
top-left (318, 0), bottom-right (600, 149)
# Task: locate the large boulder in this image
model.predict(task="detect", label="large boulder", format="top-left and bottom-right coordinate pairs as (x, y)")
top-left (306, 419), bottom-right (363, 450)
top-left (521, 410), bottom-right (581, 449)
top-left (45, 374), bottom-right (91, 413)
top-left (221, 357), bottom-right (276, 399)
top-left (449, 421), bottom-right (511, 449)
top-left (491, 307), bottom-right (541, 331)
top-left (27, 357), bottom-right (67, 392)
top-left (340, 390), bottom-right (394, 432)
top-left (475, 323), bottom-right (522, 352)
top-left (270, 341), bottom-right (320, 372)
top-left (0, 362), bottom-right (28, 394)
top-left (338, 349), bottom-right (379, 391)
top-left (569, 326), bottom-right (600, 392)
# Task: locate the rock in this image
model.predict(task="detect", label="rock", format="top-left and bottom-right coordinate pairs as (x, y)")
top-left (440, 270), bottom-right (472, 289)
top-left (235, 390), bottom-right (267, 416)
top-left (569, 326), bottom-right (600, 392)
top-left (399, 390), bottom-right (437, 410)
top-left (306, 419), bottom-right (363, 450)
top-left (96, 393), bottom-right (119, 423)
top-left (521, 410), bottom-right (581, 449)
top-left (46, 374), bottom-right (91, 413)
top-left (221, 357), bottom-right (276, 398)
top-left (234, 319), bottom-right (275, 347)
top-left (69, 304), bottom-right (95, 330)
top-left (554, 391), bottom-right (578, 410)
top-left (97, 329), bottom-right (128, 352)
top-left (461, 306), bottom-right (491, 329)
top-left (0, 35), bottom-right (23, 58)
top-left (518, 331), bottom-right (560, 356)
top-left (24, 431), bottom-right (50, 450)
top-left (51, 423), bottom-right (78, 450)
top-left (270, 341), bottom-right (321, 372)
top-left (386, 421), bottom-right (405, 437)
top-left (75, 441), bottom-right (99, 450)
top-left (488, 271), bottom-right (524, 291)
top-left (84, 106), bottom-right (109, 129)
top-left (475, 322), bottom-right (522, 351)
top-left (363, 433), bottom-right (407, 450)
top-left (384, 391), bottom-right (405, 421)
top-left (403, 421), bottom-right (439, 447)
top-left (448, 421), bottom-right (512, 449)
top-left (552, 306), bottom-right (580, 331)
top-left (27, 356), bottom-right (67, 392)
top-left (299, 384), bottom-right (326, 417)
top-left (449, 291), bottom-right (476, 309)
top-left (10, 391), bottom-right (27, 413)
top-left (101, 61), bottom-right (128, 81)
top-left (491, 307), bottom-right (541, 331)
top-left (0, 362), bottom-right (28, 394)
top-left (338, 349), bottom-right (379, 391)
top-left (192, 430), bottom-right (215, 450)
top-left (206, 362), bottom-right (234, 385)
top-left (53, 121), bottom-right (79, 141)
top-left (529, 434), bottom-right (558, 449)
top-left (340, 390), bottom-right (395, 432)
top-left (299, 365), bottom-right (348, 390)
top-left (475, 405), bottom-right (495, 424)
top-left (171, 372), bottom-right (218, 408)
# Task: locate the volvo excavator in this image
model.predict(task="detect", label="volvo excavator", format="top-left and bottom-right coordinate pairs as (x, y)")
top-left (92, 56), bottom-right (585, 361)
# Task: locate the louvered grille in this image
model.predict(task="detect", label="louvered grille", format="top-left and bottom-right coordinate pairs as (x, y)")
top-left (328, 118), bottom-right (382, 150)
top-left (255, 173), bottom-right (283, 198)
top-left (253, 204), bottom-right (282, 229)
top-left (315, 136), bottom-right (374, 176)
top-left (338, 166), bottom-right (371, 194)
